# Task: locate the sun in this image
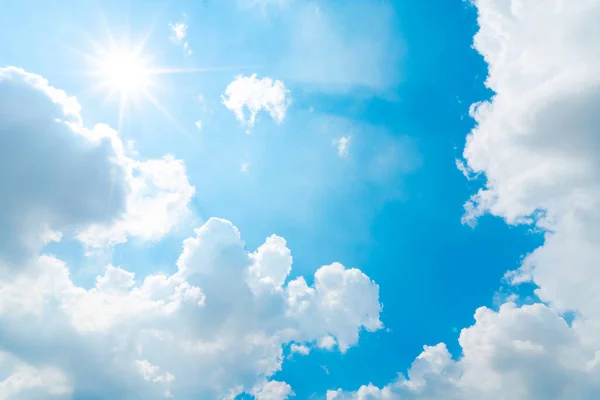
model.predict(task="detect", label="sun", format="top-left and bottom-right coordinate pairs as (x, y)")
top-left (90, 45), bottom-right (156, 106)
top-left (98, 50), bottom-right (152, 97)
top-left (80, 39), bottom-right (169, 129)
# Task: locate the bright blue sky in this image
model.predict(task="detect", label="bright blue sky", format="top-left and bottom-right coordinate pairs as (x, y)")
top-left (0, 0), bottom-right (549, 398)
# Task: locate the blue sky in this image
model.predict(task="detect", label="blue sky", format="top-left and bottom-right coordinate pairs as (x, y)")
top-left (2, 0), bottom-right (599, 399)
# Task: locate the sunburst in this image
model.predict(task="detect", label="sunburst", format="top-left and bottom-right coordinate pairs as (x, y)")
top-left (80, 35), bottom-right (169, 130)
top-left (75, 26), bottom-right (262, 133)
top-left (94, 47), bottom-right (153, 103)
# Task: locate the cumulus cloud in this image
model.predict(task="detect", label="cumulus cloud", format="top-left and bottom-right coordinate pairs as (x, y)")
top-left (290, 343), bottom-right (310, 356)
top-left (0, 67), bottom-right (382, 398)
top-left (333, 0), bottom-right (600, 398)
top-left (77, 154), bottom-right (195, 248)
top-left (318, 335), bottom-right (337, 351)
top-left (329, 303), bottom-right (600, 399)
top-left (0, 67), bottom-right (194, 260)
top-left (0, 67), bottom-right (128, 264)
top-left (253, 380), bottom-right (294, 400)
top-left (222, 74), bottom-right (291, 129)
top-left (461, 0), bottom-right (600, 316)
top-left (0, 219), bottom-right (381, 399)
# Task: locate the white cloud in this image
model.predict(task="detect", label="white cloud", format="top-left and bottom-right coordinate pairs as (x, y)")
top-left (183, 42), bottom-right (192, 57)
top-left (194, 120), bottom-right (202, 130)
top-left (462, 0), bottom-right (600, 317)
top-left (0, 69), bottom-right (382, 398)
top-left (0, 219), bottom-right (381, 399)
top-left (248, 235), bottom-right (292, 292)
top-left (222, 74), bottom-right (291, 129)
top-left (318, 335), bottom-right (337, 351)
top-left (0, 352), bottom-right (72, 400)
top-left (0, 67), bottom-right (128, 264)
top-left (169, 21), bottom-right (192, 57)
top-left (455, 158), bottom-right (478, 181)
top-left (329, 303), bottom-right (600, 399)
top-left (169, 22), bottom-right (187, 41)
top-left (253, 380), bottom-right (294, 400)
top-left (290, 343), bottom-right (310, 356)
top-left (0, 68), bottom-right (194, 257)
top-left (136, 360), bottom-right (175, 398)
top-left (78, 154), bottom-right (195, 248)
top-left (333, 136), bottom-right (351, 157)
top-left (332, 0), bottom-right (600, 398)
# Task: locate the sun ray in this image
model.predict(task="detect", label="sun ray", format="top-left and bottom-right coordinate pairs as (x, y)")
top-left (118, 90), bottom-right (128, 134)
top-left (144, 91), bottom-right (194, 141)
top-left (149, 65), bottom-right (265, 75)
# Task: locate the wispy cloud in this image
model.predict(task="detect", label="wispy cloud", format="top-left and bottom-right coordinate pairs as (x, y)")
top-left (169, 19), bottom-right (192, 57)
top-left (333, 136), bottom-right (351, 157)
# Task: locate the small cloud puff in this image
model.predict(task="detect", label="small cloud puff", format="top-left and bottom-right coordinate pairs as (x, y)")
top-left (333, 136), bottom-right (351, 157)
top-left (222, 74), bottom-right (291, 131)
top-left (169, 20), bottom-right (192, 57)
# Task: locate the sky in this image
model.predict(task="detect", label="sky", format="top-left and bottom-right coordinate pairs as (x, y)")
top-left (1, 0), bottom-right (599, 399)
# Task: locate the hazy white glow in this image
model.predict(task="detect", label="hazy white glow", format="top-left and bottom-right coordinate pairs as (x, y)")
top-left (95, 49), bottom-right (153, 100)
top-left (84, 41), bottom-right (165, 129)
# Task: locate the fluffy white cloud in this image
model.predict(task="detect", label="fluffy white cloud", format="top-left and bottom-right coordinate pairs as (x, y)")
top-left (329, 303), bottom-right (600, 400)
top-left (0, 219), bottom-right (381, 399)
top-left (0, 67), bottom-right (194, 257)
top-left (78, 154), bottom-right (195, 248)
top-left (0, 67), bottom-right (129, 264)
top-left (289, 343), bottom-right (310, 356)
top-left (331, 0), bottom-right (600, 398)
top-left (461, 0), bottom-right (600, 317)
top-left (222, 74), bottom-right (291, 129)
top-left (0, 67), bottom-right (382, 398)
top-left (318, 335), bottom-right (337, 351)
top-left (253, 380), bottom-right (294, 400)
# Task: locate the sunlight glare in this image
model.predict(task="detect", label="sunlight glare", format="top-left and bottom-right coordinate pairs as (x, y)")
top-left (83, 41), bottom-right (164, 130)
top-left (79, 27), bottom-right (262, 134)
top-left (95, 48), bottom-right (153, 101)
